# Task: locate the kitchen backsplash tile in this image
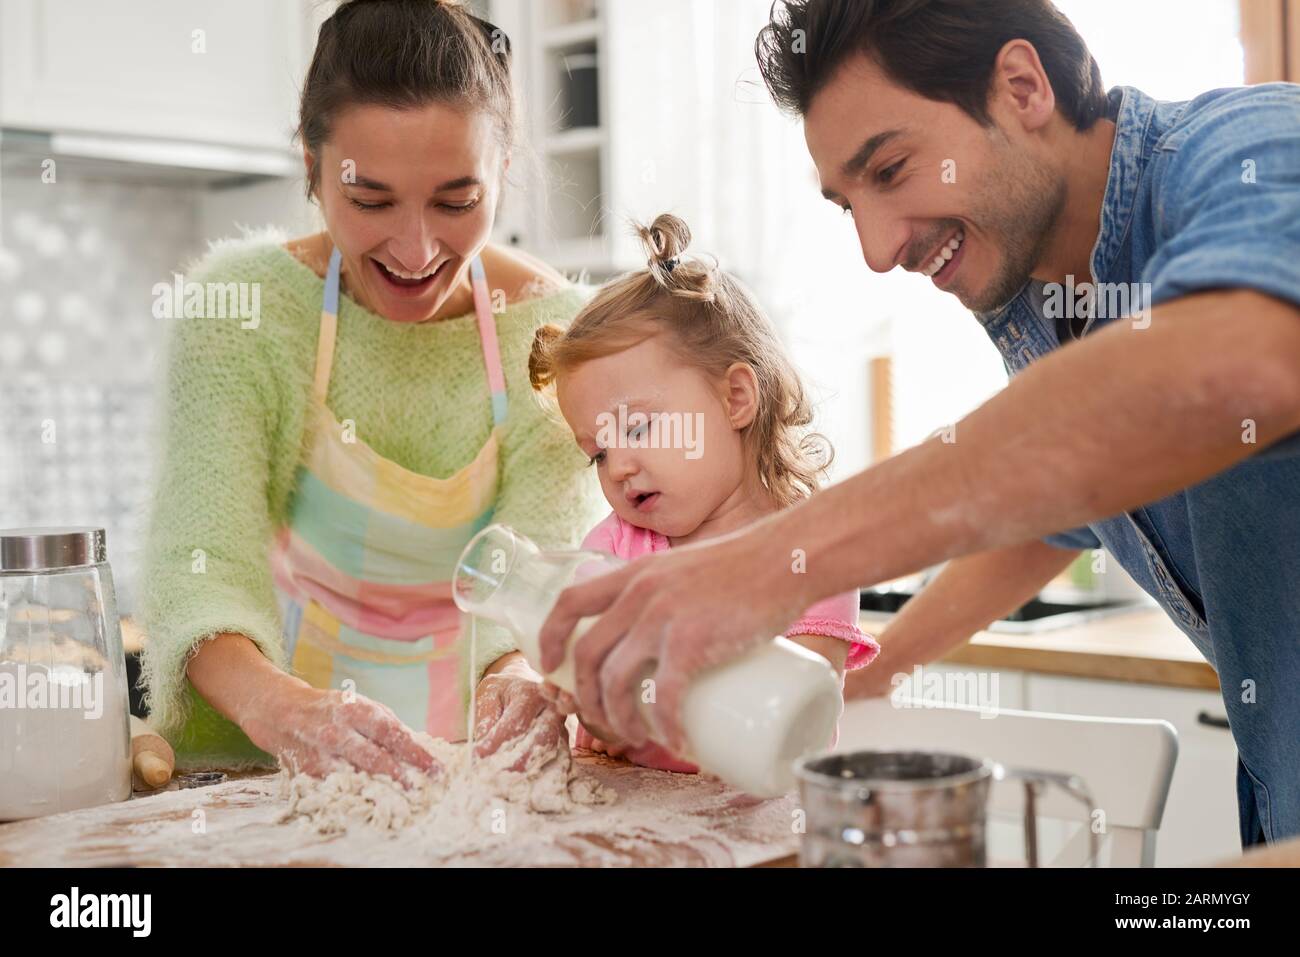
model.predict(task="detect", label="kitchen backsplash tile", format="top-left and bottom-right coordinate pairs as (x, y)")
top-left (1, 173), bottom-right (207, 615)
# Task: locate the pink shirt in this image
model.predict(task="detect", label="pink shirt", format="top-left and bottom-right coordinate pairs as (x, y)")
top-left (575, 512), bottom-right (880, 772)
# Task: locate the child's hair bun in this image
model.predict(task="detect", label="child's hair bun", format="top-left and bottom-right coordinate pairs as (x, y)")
top-left (637, 212), bottom-right (691, 265)
top-left (634, 213), bottom-right (717, 303)
top-left (528, 322), bottom-right (565, 391)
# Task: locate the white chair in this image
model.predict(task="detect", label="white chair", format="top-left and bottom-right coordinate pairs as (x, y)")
top-left (835, 696), bottom-right (1179, 867)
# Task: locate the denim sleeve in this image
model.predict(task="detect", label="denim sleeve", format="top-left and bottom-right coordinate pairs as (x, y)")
top-left (1042, 525), bottom-right (1101, 551)
top-left (1144, 84), bottom-right (1300, 311)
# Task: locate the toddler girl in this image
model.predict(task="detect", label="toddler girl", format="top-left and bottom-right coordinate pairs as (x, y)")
top-left (529, 213), bottom-right (878, 770)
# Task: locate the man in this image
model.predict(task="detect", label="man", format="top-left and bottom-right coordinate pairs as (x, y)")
top-left (540, 0), bottom-right (1300, 847)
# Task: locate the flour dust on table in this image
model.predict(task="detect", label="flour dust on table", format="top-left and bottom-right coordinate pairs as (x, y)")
top-left (0, 754), bottom-right (801, 866)
top-left (279, 726), bottom-right (615, 840)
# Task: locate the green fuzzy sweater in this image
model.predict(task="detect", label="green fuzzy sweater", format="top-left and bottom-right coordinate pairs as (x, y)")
top-left (139, 231), bottom-right (605, 770)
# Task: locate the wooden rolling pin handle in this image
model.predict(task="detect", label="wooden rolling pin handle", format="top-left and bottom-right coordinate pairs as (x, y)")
top-left (130, 715), bottom-right (176, 789)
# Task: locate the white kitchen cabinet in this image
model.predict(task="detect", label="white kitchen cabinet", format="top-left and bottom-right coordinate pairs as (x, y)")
top-left (0, 0), bottom-right (313, 151)
top-left (488, 0), bottom-right (721, 275)
top-left (888, 661), bottom-right (1028, 712)
top-left (1025, 674), bottom-right (1240, 867)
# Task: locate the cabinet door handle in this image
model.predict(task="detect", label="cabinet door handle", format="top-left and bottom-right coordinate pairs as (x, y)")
top-left (1197, 710), bottom-right (1231, 730)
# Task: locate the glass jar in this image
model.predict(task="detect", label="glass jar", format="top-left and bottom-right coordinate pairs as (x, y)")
top-left (0, 527), bottom-right (131, 820)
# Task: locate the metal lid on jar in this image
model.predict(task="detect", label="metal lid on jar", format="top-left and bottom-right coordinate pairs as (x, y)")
top-left (0, 527), bottom-right (107, 572)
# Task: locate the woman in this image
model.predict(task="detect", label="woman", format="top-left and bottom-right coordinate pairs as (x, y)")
top-left (140, 0), bottom-right (604, 779)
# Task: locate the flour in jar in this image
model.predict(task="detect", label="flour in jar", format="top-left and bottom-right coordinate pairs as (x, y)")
top-left (0, 660), bottom-right (132, 820)
top-left (279, 719), bottom-right (615, 841)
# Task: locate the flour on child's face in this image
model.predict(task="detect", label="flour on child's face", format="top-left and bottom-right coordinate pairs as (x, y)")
top-left (556, 334), bottom-right (752, 539)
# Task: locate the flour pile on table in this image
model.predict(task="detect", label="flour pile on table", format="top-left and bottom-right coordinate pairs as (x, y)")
top-left (279, 723), bottom-right (615, 838)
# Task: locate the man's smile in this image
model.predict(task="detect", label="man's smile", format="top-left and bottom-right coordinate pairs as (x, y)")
top-left (919, 228), bottom-right (966, 280)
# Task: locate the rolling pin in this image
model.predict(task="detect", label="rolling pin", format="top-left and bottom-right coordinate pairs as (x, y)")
top-left (130, 716), bottom-right (175, 789)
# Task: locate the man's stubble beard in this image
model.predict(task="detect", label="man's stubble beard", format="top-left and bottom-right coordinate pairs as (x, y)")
top-left (960, 135), bottom-right (1067, 314)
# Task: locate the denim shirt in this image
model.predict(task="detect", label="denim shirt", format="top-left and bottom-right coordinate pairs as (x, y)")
top-left (975, 84), bottom-right (1300, 846)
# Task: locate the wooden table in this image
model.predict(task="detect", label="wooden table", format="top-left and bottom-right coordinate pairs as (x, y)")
top-left (1216, 835), bottom-right (1300, 867)
top-left (0, 753), bottom-right (801, 868)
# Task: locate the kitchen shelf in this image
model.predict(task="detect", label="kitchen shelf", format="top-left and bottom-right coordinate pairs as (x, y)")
top-left (548, 236), bottom-right (613, 277)
top-left (492, 0), bottom-right (702, 276)
top-left (545, 127), bottom-right (604, 155)
top-left (542, 18), bottom-right (600, 49)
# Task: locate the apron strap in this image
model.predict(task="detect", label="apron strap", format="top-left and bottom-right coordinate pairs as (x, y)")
top-left (470, 257), bottom-right (509, 427)
top-left (313, 247), bottom-right (507, 424)
top-left (312, 246), bottom-right (343, 404)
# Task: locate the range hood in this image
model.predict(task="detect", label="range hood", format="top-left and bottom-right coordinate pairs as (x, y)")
top-left (0, 127), bottom-right (299, 187)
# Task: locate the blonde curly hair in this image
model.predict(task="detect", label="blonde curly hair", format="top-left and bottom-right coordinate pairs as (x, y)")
top-left (529, 213), bottom-right (832, 507)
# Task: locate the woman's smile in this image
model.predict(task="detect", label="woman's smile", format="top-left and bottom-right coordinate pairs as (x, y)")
top-left (368, 255), bottom-right (453, 300)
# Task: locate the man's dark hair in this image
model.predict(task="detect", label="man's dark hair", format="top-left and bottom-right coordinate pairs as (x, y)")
top-left (755, 0), bottom-right (1108, 131)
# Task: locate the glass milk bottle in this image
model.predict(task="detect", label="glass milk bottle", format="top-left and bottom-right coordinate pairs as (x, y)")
top-left (0, 528), bottom-right (132, 820)
top-left (453, 524), bottom-right (843, 797)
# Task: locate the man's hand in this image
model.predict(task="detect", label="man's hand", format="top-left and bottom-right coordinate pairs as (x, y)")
top-left (537, 528), bottom-right (808, 752)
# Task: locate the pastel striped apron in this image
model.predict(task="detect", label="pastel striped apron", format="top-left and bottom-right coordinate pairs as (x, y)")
top-left (270, 247), bottom-right (506, 741)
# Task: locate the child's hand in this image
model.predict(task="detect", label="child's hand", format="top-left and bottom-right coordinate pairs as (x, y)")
top-left (574, 722), bottom-right (630, 758)
top-left (540, 682), bottom-right (632, 757)
top-left (538, 680), bottom-right (579, 716)
top-left (473, 673), bottom-right (569, 773)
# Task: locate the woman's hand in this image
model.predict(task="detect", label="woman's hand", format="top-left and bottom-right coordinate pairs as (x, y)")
top-left (187, 633), bottom-right (439, 783)
top-left (242, 681), bottom-right (441, 782)
top-left (471, 654), bottom-right (570, 772)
